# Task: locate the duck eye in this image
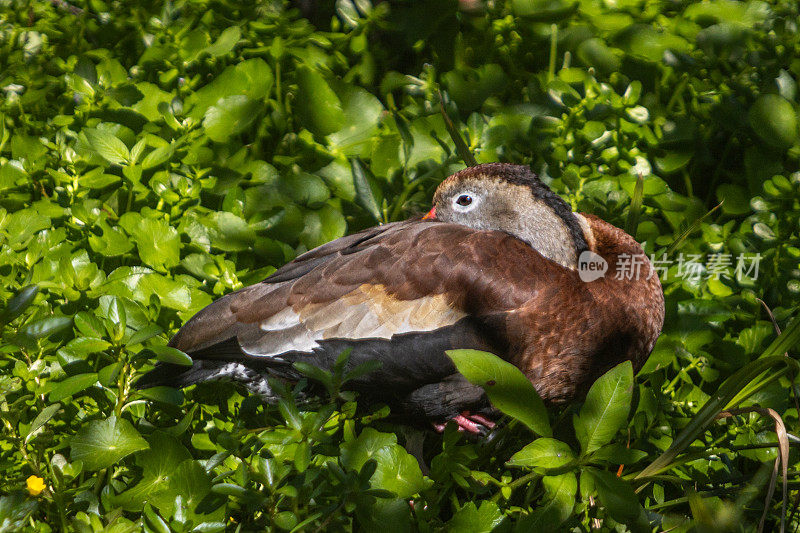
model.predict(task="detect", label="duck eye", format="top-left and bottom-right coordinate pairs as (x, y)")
top-left (456, 194), bottom-right (473, 207)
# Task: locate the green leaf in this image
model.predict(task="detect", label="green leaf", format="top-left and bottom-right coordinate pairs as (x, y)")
top-left (59, 337), bottom-right (111, 359)
top-left (126, 324), bottom-right (163, 346)
top-left (168, 460), bottom-right (223, 523)
top-left (186, 59), bottom-right (272, 119)
top-left (573, 361), bottom-right (633, 455)
top-left (98, 362), bottom-right (123, 386)
top-left (49, 373), bottom-right (98, 402)
top-left (112, 432), bottom-right (192, 511)
top-left (70, 416), bottom-right (149, 471)
top-left (588, 469), bottom-right (649, 533)
top-left (143, 503), bottom-right (170, 533)
top-left (369, 445), bottom-right (425, 499)
top-left (105, 296), bottom-right (127, 341)
top-left (203, 95), bottom-right (260, 143)
top-left (0, 285), bottom-right (39, 324)
top-left (118, 212), bottom-right (180, 271)
top-left (150, 345), bottom-right (193, 366)
top-left (340, 428), bottom-right (424, 499)
top-left (205, 26), bottom-right (241, 57)
top-left (0, 493), bottom-right (38, 530)
top-left (350, 158), bottom-right (383, 222)
top-left (295, 66), bottom-right (345, 137)
top-left (507, 438), bottom-right (576, 471)
top-left (299, 204), bottom-right (347, 249)
top-left (447, 349), bottom-right (551, 437)
top-left (327, 82), bottom-right (384, 156)
top-left (88, 219), bottom-right (134, 257)
top-left (516, 473), bottom-right (577, 531)
top-left (25, 403), bottom-right (61, 442)
top-left (279, 172), bottom-right (330, 208)
top-left (22, 316), bottom-right (73, 340)
top-left (749, 93), bottom-right (798, 150)
top-left (446, 501), bottom-right (504, 533)
top-left (137, 386), bottom-right (184, 405)
top-left (84, 128), bottom-right (130, 165)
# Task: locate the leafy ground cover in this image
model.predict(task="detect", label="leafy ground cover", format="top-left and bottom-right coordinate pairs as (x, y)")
top-left (2, 0), bottom-right (800, 530)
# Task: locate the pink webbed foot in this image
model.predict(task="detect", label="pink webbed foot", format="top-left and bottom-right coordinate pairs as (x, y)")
top-left (432, 411), bottom-right (496, 435)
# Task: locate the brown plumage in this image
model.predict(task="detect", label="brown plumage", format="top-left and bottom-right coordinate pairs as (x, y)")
top-left (137, 163), bottom-right (664, 431)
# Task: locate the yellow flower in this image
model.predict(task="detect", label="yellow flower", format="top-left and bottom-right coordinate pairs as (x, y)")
top-left (26, 475), bottom-right (46, 496)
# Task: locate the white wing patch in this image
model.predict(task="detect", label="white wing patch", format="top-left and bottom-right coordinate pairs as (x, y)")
top-left (243, 284), bottom-right (466, 358)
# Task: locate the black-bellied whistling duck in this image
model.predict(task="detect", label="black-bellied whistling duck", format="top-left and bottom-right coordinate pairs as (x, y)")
top-left (137, 163), bottom-right (664, 433)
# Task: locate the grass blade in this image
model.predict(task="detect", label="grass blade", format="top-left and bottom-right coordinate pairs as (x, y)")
top-left (664, 201), bottom-right (723, 256)
top-left (625, 173), bottom-right (644, 237)
top-left (438, 90), bottom-right (477, 167)
top-left (635, 317), bottom-right (800, 480)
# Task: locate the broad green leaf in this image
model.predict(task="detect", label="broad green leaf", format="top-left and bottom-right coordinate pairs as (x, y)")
top-left (98, 362), bottom-right (123, 386)
top-left (0, 160), bottom-right (26, 190)
top-left (749, 94), bottom-right (798, 150)
top-left (169, 462), bottom-right (225, 524)
top-left (507, 438), bottom-right (575, 470)
top-left (447, 349), bottom-right (551, 437)
top-left (516, 473), bottom-right (577, 531)
top-left (350, 158), bottom-right (383, 222)
top-left (105, 296), bottom-right (127, 341)
top-left (446, 501), bottom-right (504, 533)
top-left (573, 361), bottom-right (633, 455)
top-left (73, 312), bottom-right (106, 338)
top-left (49, 373), bottom-right (98, 402)
top-left (203, 95), bottom-right (260, 143)
top-left (205, 26), bottom-right (241, 57)
top-left (126, 324), bottom-right (163, 346)
top-left (340, 428), bottom-right (424, 498)
top-left (327, 82), bottom-right (384, 156)
top-left (588, 469), bottom-right (649, 533)
top-left (186, 59), bottom-right (272, 118)
top-left (84, 128), bottom-right (130, 165)
top-left (0, 493), bottom-right (38, 530)
top-left (59, 337), bottom-right (111, 359)
top-left (150, 345), bottom-right (193, 366)
top-left (143, 503), bottom-right (170, 533)
top-left (295, 66), bottom-right (345, 137)
top-left (0, 285), bottom-right (39, 324)
top-left (70, 416), bottom-right (149, 471)
top-left (137, 386), bottom-right (184, 405)
top-left (112, 432), bottom-right (192, 511)
top-left (88, 219), bottom-right (134, 257)
top-left (118, 212), bottom-right (180, 271)
top-left (369, 445), bottom-right (425, 499)
top-left (299, 204), bottom-right (347, 250)
top-left (22, 316), bottom-right (73, 339)
top-left (278, 172), bottom-right (330, 208)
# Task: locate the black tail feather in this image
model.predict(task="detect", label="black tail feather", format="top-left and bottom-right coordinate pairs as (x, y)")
top-left (135, 360), bottom-right (279, 401)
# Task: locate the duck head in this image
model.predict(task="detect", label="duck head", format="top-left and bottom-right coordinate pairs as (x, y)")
top-left (425, 163), bottom-right (590, 269)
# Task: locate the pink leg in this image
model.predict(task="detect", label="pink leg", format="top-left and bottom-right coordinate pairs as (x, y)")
top-left (462, 412), bottom-right (496, 429)
top-left (432, 412), bottom-right (496, 434)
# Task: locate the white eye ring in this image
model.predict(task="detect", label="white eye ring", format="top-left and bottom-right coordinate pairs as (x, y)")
top-left (453, 191), bottom-right (478, 212)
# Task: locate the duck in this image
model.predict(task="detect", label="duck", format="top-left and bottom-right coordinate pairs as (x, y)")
top-left (137, 163), bottom-right (664, 433)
